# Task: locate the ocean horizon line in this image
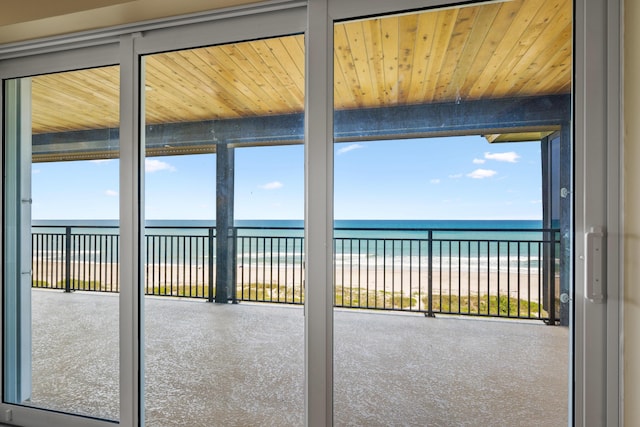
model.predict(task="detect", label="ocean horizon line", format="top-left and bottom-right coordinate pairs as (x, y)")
top-left (33, 218), bottom-right (544, 228)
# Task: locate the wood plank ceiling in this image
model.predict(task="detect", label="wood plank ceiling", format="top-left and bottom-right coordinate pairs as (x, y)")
top-left (30, 0), bottom-right (571, 137)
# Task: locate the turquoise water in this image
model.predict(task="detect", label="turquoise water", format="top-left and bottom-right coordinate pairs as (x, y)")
top-left (32, 219), bottom-right (554, 272)
top-left (32, 219), bottom-right (546, 245)
top-left (33, 218), bottom-right (543, 231)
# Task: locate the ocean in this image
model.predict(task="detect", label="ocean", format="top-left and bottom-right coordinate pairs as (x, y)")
top-left (31, 219), bottom-right (552, 272)
top-left (32, 218), bottom-right (543, 230)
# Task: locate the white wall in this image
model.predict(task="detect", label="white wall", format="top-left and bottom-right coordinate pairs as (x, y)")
top-left (624, 0), bottom-right (639, 425)
top-left (0, 0), bottom-right (260, 43)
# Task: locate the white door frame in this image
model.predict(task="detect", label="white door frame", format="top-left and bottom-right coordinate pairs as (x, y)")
top-left (308, 0), bottom-right (623, 425)
top-left (574, 0), bottom-right (623, 425)
top-left (0, 43), bottom-right (123, 427)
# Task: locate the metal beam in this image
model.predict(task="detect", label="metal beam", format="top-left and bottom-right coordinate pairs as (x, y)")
top-left (31, 94), bottom-right (570, 162)
top-left (333, 94), bottom-right (570, 142)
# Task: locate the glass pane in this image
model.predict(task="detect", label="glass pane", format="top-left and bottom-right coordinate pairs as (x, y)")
top-left (333, 1), bottom-right (571, 425)
top-left (142, 35), bottom-right (304, 426)
top-left (3, 66), bottom-right (120, 420)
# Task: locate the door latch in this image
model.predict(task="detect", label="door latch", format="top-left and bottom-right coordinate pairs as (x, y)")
top-left (585, 226), bottom-right (606, 303)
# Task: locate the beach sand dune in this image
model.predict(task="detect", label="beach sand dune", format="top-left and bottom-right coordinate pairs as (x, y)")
top-left (32, 260), bottom-right (558, 312)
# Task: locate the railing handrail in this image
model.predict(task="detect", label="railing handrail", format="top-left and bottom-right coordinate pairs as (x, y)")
top-left (32, 224), bottom-right (560, 233)
top-left (335, 227), bottom-right (558, 233)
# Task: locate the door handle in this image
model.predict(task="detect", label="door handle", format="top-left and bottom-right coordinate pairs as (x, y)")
top-left (585, 226), bottom-right (606, 303)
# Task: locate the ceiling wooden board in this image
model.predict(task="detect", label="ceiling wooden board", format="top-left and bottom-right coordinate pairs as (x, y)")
top-left (142, 35), bottom-right (306, 125)
top-left (332, 0), bottom-right (571, 109)
top-left (485, 130), bottom-right (558, 143)
top-left (30, 0), bottom-right (571, 137)
top-left (32, 66), bottom-right (120, 133)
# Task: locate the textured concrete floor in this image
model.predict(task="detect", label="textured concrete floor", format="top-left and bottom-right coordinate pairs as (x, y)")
top-left (27, 289), bottom-right (568, 426)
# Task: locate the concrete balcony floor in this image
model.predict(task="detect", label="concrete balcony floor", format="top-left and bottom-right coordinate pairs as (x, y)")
top-left (26, 289), bottom-right (568, 426)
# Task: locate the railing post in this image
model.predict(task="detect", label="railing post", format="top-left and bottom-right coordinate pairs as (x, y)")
top-left (426, 230), bottom-right (434, 317)
top-left (65, 227), bottom-right (72, 293)
top-left (231, 226), bottom-right (238, 304)
top-left (208, 227), bottom-right (215, 302)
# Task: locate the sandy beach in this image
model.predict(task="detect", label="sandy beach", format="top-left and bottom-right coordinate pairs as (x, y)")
top-left (32, 260), bottom-right (557, 308)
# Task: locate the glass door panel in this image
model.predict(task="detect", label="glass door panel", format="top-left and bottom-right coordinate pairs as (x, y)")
top-left (332, 1), bottom-right (571, 424)
top-left (3, 66), bottom-right (120, 420)
top-left (142, 35), bottom-right (305, 426)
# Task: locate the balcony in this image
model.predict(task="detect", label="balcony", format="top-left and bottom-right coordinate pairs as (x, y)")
top-left (23, 224), bottom-right (568, 424)
top-left (30, 289), bottom-right (568, 426)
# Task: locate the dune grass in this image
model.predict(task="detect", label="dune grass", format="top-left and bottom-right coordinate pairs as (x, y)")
top-left (333, 287), bottom-right (545, 318)
top-left (425, 294), bottom-right (546, 318)
top-left (33, 280), bottom-right (50, 288)
top-left (33, 279), bottom-right (546, 319)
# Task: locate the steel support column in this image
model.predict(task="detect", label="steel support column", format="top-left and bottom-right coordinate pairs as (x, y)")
top-left (215, 143), bottom-right (235, 303)
top-left (541, 123), bottom-right (571, 326)
top-left (541, 135), bottom-right (552, 322)
top-left (559, 122), bottom-right (571, 326)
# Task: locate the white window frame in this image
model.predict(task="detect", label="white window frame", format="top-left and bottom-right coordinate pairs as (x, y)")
top-left (0, 0), bottom-right (622, 425)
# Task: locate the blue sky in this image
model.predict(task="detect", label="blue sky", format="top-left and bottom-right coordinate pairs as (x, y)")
top-left (31, 136), bottom-right (542, 221)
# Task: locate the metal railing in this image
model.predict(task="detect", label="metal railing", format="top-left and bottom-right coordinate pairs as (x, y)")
top-left (235, 228), bottom-right (305, 304)
top-left (33, 225), bottom-right (120, 293)
top-left (333, 227), bottom-right (560, 322)
top-left (31, 225), bottom-right (561, 322)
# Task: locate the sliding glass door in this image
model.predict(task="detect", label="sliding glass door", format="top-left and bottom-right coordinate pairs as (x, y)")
top-left (0, 0), bottom-right (620, 426)
top-left (3, 60), bottom-right (121, 425)
top-left (141, 34), bottom-right (305, 426)
top-left (330, 2), bottom-right (571, 424)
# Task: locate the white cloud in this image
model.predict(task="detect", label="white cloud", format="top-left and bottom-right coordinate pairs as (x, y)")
top-left (484, 151), bottom-right (520, 163)
top-left (448, 173), bottom-right (463, 179)
top-left (472, 158), bottom-right (486, 164)
top-left (32, 169), bottom-right (41, 174)
top-left (430, 179), bottom-right (440, 184)
top-left (531, 199), bottom-right (543, 204)
top-left (145, 159), bottom-right (176, 173)
top-left (467, 169), bottom-right (498, 179)
top-left (105, 190), bottom-right (118, 197)
top-left (90, 159), bottom-right (113, 164)
top-left (260, 181), bottom-right (283, 190)
top-left (337, 144), bottom-right (364, 155)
